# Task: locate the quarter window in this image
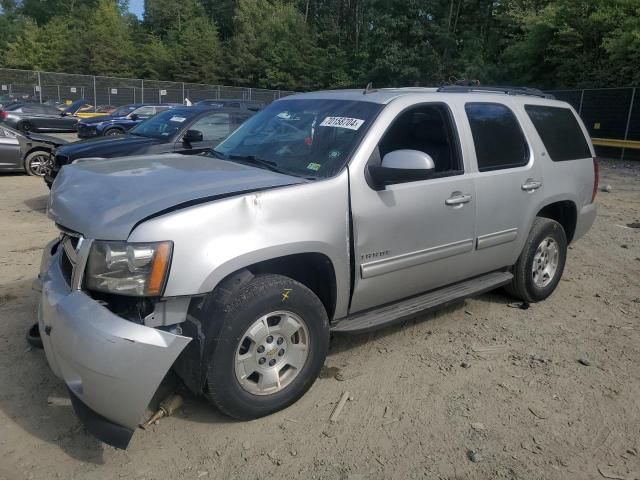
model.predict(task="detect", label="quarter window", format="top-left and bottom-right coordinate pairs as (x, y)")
top-left (465, 103), bottom-right (529, 172)
top-left (525, 105), bottom-right (591, 161)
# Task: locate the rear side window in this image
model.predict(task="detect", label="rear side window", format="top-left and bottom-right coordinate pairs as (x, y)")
top-left (525, 105), bottom-right (591, 161)
top-left (465, 103), bottom-right (529, 172)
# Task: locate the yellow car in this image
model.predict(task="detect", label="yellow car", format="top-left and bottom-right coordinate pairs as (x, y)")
top-left (60, 99), bottom-right (115, 118)
top-left (75, 105), bottom-right (117, 119)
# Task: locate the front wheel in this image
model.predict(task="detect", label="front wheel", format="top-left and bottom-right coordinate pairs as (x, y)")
top-left (103, 127), bottom-right (123, 136)
top-left (24, 150), bottom-right (51, 176)
top-left (506, 217), bottom-right (567, 303)
top-left (204, 274), bottom-right (329, 420)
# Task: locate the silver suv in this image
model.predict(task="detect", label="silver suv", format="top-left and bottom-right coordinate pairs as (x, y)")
top-left (36, 86), bottom-right (598, 448)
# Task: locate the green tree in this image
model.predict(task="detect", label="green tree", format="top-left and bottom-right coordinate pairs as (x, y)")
top-left (3, 18), bottom-right (47, 69)
top-left (82, 0), bottom-right (136, 76)
top-left (136, 34), bottom-right (173, 79)
top-left (143, 0), bottom-right (201, 37)
top-left (601, 0), bottom-right (640, 86)
top-left (168, 16), bottom-right (222, 83)
top-left (227, 0), bottom-right (322, 90)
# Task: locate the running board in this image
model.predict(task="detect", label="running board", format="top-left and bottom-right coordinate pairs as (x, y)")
top-left (331, 271), bottom-right (513, 334)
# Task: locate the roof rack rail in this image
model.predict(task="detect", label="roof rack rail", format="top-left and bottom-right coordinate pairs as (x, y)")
top-left (436, 85), bottom-right (555, 99)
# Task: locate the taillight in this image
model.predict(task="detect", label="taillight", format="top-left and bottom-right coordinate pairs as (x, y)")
top-left (0, 111), bottom-right (7, 119)
top-left (591, 157), bottom-right (599, 203)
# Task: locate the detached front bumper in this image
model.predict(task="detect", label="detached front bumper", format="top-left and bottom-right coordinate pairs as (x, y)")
top-left (36, 240), bottom-right (191, 449)
top-left (76, 127), bottom-right (99, 138)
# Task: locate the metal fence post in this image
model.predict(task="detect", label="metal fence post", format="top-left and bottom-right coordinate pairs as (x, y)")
top-left (37, 71), bottom-right (42, 103)
top-left (182, 82), bottom-right (185, 104)
top-left (578, 89), bottom-right (585, 115)
top-left (217, 85), bottom-right (220, 99)
top-left (141, 79), bottom-right (144, 103)
top-left (57, 85), bottom-right (60, 102)
top-left (622, 87), bottom-right (636, 161)
top-left (93, 76), bottom-right (97, 110)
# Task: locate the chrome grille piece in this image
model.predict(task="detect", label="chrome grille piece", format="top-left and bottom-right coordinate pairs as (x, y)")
top-left (57, 228), bottom-right (92, 290)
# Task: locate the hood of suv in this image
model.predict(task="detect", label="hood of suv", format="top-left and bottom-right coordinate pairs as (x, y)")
top-left (56, 134), bottom-right (162, 160)
top-left (48, 154), bottom-right (305, 240)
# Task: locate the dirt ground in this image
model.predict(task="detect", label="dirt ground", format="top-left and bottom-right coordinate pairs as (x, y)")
top-left (0, 159), bottom-right (638, 480)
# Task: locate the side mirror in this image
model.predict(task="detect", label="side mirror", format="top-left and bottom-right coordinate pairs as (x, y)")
top-left (129, 113), bottom-right (139, 121)
top-left (367, 150), bottom-right (435, 190)
top-left (182, 129), bottom-right (203, 144)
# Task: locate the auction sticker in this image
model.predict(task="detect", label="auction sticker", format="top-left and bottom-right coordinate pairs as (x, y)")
top-left (170, 116), bottom-right (186, 123)
top-left (320, 116), bottom-right (365, 130)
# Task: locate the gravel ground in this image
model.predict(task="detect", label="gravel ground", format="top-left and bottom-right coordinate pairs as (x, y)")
top-left (0, 159), bottom-right (638, 480)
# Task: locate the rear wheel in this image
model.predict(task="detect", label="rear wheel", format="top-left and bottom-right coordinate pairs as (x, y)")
top-left (24, 150), bottom-right (51, 176)
top-left (506, 217), bottom-right (567, 302)
top-left (18, 121), bottom-right (33, 133)
top-left (204, 274), bottom-right (329, 420)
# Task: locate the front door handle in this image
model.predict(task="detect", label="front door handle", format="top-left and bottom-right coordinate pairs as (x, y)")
top-left (445, 193), bottom-right (473, 206)
top-left (521, 179), bottom-right (543, 192)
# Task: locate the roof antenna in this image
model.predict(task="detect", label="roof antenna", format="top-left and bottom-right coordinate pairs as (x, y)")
top-left (363, 82), bottom-right (376, 95)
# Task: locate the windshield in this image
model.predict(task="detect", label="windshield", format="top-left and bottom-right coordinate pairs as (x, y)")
top-left (129, 108), bottom-right (195, 139)
top-left (213, 99), bottom-right (382, 178)
top-left (111, 105), bottom-right (136, 117)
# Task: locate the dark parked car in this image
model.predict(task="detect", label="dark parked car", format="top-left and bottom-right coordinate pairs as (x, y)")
top-left (0, 94), bottom-right (18, 109)
top-left (76, 104), bottom-right (176, 138)
top-left (196, 98), bottom-right (265, 111)
top-left (0, 124), bottom-right (67, 176)
top-left (0, 102), bottom-right (78, 133)
top-left (45, 106), bottom-right (254, 186)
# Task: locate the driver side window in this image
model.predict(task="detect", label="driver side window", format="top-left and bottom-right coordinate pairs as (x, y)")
top-left (377, 104), bottom-right (463, 178)
top-left (191, 113), bottom-right (232, 142)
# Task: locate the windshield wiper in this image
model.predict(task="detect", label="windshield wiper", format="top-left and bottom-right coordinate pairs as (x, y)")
top-left (228, 154), bottom-right (291, 176)
top-left (207, 149), bottom-right (226, 159)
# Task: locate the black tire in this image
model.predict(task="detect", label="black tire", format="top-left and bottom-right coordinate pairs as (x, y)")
top-left (103, 127), bottom-right (123, 136)
top-left (203, 274), bottom-right (329, 420)
top-left (18, 121), bottom-right (33, 133)
top-left (23, 150), bottom-right (50, 176)
top-left (26, 323), bottom-right (44, 349)
top-left (506, 217), bottom-right (567, 303)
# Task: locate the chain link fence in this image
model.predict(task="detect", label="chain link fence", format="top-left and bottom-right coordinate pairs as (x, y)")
top-left (2, 68), bottom-right (636, 160)
top-left (0, 68), bottom-right (295, 108)
top-left (549, 87), bottom-right (639, 161)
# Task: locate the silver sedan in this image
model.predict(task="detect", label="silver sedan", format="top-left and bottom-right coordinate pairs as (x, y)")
top-left (0, 125), bottom-right (65, 176)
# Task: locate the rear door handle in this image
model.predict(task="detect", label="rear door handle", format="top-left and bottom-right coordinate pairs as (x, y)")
top-left (521, 179), bottom-right (543, 192)
top-left (445, 193), bottom-right (473, 206)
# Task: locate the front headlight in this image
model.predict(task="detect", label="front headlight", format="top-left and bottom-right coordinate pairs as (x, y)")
top-left (86, 241), bottom-right (173, 296)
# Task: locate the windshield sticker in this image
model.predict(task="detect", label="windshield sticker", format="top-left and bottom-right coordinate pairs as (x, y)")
top-left (319, 116), bottom-right (365, 130)
top-left (328, 150), bottom-right (340, 159)
top-left (170, 116), bottom-right (186, 123)
top-left (306, 162), bottom-right (321, 171)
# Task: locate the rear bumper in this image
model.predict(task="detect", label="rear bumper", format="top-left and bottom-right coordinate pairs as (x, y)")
top-left (573, 202), bottom-right (597, 242)
top-left (37, 241), bottom-right (191, 448)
